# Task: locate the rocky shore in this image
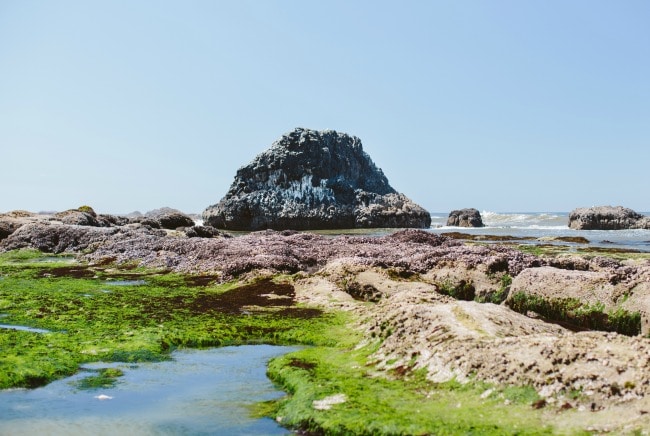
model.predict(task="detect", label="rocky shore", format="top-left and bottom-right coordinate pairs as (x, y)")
top-left (2, 209), bottom-right (650, 432)
top-left (569, 205), bottom-right (650, 230)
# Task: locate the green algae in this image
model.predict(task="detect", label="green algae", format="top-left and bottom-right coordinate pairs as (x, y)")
top-left (0, 249), bottom-right (598, 434)
top-left (75, 367), bottom-right (124, 390)
top-left (0, 250), bottom-right (343, 389)
top-left (264, 344), bottom-right (560, 435)
top-left (507, 292), bottom-right (642, 336)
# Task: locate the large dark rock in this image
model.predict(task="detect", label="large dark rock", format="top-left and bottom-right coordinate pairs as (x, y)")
top-left (568, 206), bottom-right (650, 230)
top-left (184, 225), bottom-right (227, 238)
top-left (138, 207), bottom-right (195, 230)
top-left (0, 217), bottom-right (20, 240)
top-left (203, 128), bottom-right (431, 230)
top-left (447, 208), bottom-right (484, 227)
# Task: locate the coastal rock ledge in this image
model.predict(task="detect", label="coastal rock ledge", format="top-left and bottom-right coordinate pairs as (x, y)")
top-left (568, 205), bottom-right (650, 230)
top-left (203, 128), bottom-right (431, 230)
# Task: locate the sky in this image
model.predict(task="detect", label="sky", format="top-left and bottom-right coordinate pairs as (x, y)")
top-left (1, 1), bottom-right (648, 215)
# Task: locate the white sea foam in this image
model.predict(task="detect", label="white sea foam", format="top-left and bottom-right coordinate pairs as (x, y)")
top-left (428, 211), bottom-right (650, 252)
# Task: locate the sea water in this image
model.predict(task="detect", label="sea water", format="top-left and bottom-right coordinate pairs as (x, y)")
top-left (428, 211), bottom-right (650, 252)
top-left (0, 345), bottom-right (296, 436)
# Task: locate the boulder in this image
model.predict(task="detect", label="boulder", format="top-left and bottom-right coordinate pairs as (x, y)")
top-left (568, 206), bottom-right (650, 230)
top-left (1, 222), bottom-right (117, 253)
top-left (446, 208), bottom-right (484, 227)
top-left (97, 214), bottom-right (131, 227)
top-left (142, 207), bottom-right (195, 230)
top-left (53, 209), bottom-right (100, 227)
top-left (203, 128), bottom-right (431, 230)
top-left (0, 211), bottom-right (46, 240)
top-left (184, 225), bottom-right (226, 238)
top-left (0, 217), bottom-right (21, 240)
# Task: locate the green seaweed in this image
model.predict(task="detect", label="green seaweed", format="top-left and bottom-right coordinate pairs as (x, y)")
top-left (507, 292), bottom-right (641, 336)
top-left (265, 344), bottom-right (555, 435)
top-left (437, 279), bottom-right (476, 301)
top-left (75, 367), bottom-right (124, 389)
top-left (0, 251), bottom-right (346, 389)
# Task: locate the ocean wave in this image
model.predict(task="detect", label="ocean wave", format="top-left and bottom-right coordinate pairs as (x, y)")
top-left (480, 211), bottom-right (566, 227)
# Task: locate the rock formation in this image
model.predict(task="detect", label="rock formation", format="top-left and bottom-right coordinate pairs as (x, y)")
top-left (203, 128), bottom-right (431, 230)
top-left (446, 208), bottom-right (484, 227)
top-left (142, 207), bottom-right (195, 230)
top-left (5, 213), bottom-right (650, 425)
top-left (0, 206), bottom-right (209, 248)
top-left (569, 206), bottom-right (650, 230)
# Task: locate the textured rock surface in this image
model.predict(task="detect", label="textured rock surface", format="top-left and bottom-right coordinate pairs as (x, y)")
top-left (203, 128), bottom-right (431, 230)
top-left (297, 261), bottom-right (650, 424)
top-left (0, 211), bottom-right (48, 240)
top-left (53, 209), bottom-right (100, 227)
top-left (4, 218), bottom-right (650, 428)
top-left (446, 208), bottom-right (484, 227)
top-left (143, 207), bottom-right (195, 230)
top-left (184, 225), bottom-right (227, 238)
top-left (2, 222), bottom-right (119, 253)
top-left (569, 206), bottom-right (650, 230)
top-left (125, 208), bottom-right (194, 229)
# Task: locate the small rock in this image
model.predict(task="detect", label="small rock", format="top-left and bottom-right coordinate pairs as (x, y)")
top-left (447, 208), bottom-right (484, 228)
top-left (313, 393), bottom-right (347, 410)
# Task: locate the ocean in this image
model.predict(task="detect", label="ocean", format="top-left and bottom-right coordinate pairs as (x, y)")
top-left (197, 211), bottom-right (650, 253)
top-left (429, 211), bottom-right (650, 253)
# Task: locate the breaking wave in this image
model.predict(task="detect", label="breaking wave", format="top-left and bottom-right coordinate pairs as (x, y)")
top-left (480, 211), bottom-right (568, 229)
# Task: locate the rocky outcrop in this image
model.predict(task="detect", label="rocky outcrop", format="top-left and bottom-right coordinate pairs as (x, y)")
top-left (184, 225), bottom-right (226, 238)
top-left (506, 264), bottom-right (650, 335)
top-left (297, 262), bottom-right (650, 419)
top-left (0, 211), bottom-right (46, 240)
top-left (1, 222), bottom-right (121, 253)
top-left (5, 215), bottom-right (650, 423)
top-left (145, 207), bottom-right (195, 229)
top-left (0, 216), bottom-right (24, 240)
top-left (203, 128), bottom-right (431, 230)
top-left (0, 207), bottom-right (197, 252)
top-left (130, 208), bottom-right (195, 230)
top-left (54, 209), bottom-right (100, 227)
top-left (569, 206), bottom-right (650, 230)
top-left (446, 208), bottom-right (484, 227)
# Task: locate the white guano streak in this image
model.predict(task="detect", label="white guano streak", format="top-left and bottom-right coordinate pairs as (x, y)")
top-left (266, 171), bottom-right (335, 205)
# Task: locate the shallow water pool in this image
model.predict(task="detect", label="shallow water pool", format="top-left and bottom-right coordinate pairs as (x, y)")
top-left (0, 345), bottom-right (296, 435)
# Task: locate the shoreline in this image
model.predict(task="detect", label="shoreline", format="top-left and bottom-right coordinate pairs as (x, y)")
top-left (1, 217), bottom-right (650, 433)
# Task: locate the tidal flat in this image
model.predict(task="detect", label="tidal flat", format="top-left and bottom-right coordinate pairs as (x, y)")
top-left (0, 249), bottom-right (342, 390)
top-left (0, 249), bottom-right (553, 434)
top-left (2, 244), bottom-right (650, 434)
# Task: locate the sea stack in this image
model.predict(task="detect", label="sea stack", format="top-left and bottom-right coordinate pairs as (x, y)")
top-left (203, 128), bottom-right (431, 230)
top-left (568, 206), bottom-right (650, 230)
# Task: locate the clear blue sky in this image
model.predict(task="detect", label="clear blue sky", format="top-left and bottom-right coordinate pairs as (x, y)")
top-left (1, 1), bottom-right (648, 214)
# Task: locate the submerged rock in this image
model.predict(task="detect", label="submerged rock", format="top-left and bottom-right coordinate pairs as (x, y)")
top-left (203, 128), bottom-right (431, 230)
top-left (569, 206), bottom-right (650, 230)
top-left (446, 208), bottom-right (484, 227)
